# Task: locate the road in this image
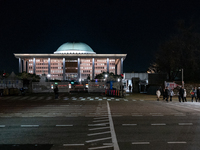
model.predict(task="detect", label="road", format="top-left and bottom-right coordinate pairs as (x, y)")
top-left (0, 93), bottom-right (200, 150)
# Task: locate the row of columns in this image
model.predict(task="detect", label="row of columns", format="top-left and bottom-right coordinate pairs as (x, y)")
top-left (19, 57), bottom-right (124, 80)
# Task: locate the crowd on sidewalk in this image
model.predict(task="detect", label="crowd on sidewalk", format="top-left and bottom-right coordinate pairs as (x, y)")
top-left (156, 86), bottom-right (200, 102)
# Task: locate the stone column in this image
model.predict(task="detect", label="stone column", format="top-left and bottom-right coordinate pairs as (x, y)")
top-left (63, 58), bottom-right (65, 80)
top-left (78, 58), bottom-right (80, 80)
top-left (33, 58), bottom-right (36, 74)
top-left (48, 58), bottom-right (51, 75)
top-left (92, 58), bottom-right (95, 80)
top-left (19, 58), bottom-right (22, 73)
top-left (23, 60), bottom-right (26, 72)
top-left (107, 58), bottom-right (109, 73)
top-left (120, 57), bottom-right (123, 74)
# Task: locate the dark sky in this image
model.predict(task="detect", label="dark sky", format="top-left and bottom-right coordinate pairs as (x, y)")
top-left (0, 0), bottom-right (200, 74)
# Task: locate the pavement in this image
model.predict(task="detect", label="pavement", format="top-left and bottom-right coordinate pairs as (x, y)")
top-left (0, 92), bottom-right (200, 150)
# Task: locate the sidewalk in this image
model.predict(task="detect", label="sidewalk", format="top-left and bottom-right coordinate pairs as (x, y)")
top-left (125, 93), bottom-right (186, 102)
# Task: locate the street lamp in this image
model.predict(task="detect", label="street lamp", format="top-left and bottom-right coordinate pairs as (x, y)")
top-left (47, 74), bottom-right (51, 92)
top-left (105, 74), bottom-right (108, 78)
top-left (47, 74), bottom-right (51, 81)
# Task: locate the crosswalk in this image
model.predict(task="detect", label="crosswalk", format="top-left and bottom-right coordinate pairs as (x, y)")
top-left (0, 95), bottom-right (141, 102)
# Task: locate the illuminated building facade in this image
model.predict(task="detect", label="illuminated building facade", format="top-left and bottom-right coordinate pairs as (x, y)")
top-left (14, 42), bottom-right (127, 81)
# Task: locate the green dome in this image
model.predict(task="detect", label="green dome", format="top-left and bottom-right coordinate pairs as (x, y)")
top-left (54, 42), bottom-right (96, 54)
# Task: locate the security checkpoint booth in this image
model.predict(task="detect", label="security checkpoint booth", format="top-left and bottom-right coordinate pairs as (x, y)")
top-left (123, 73), bottom-right (148, 93)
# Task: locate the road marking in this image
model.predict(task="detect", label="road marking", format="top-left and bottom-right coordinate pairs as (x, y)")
top-left (124, 99), bottom-right (128, 101)
top-left (63, 97), bottom-right (69, 100)
top-left (21, 125), bottom-right (39, 127)
top-left (88, 131), bottom-right (111, 136)
top-left (88, 124), bottom-right (107, 126)
top-left (56, 125), bottom-right (73, 127)
top-left (21, 96), bottom-right (29, 100)
top-left (122, 124), bottom-right (137, 126)
top-left (98, 99), bottom-right (102, 101)
top-left (38, 96), bottom-right (44, 100)
top-left (140, 100), bottom-right (144, 101)
top-left (174, 114), bottom-right (186, 116)
top-left (151, 123), bottom-right (166, 126)
top-left (111, 98), bottom-right (115, 99)
top-left (132, 99), bottom-right (136, 101)
top-left (0, 125), bottom-right (5, 127)
top-left (94, 117), bottom-right (108, 120)
top-left (93, 120), bottom-right (109, 123)
top-left (167, 141), bottom-right (187, 144)
top-left (132, 142), bottom-right (150, 144)
top-left (81, 98), bottom-right (85, 100)
top-left (112, 115), bottom-right (122, 117)
top-left (88, 145), bottom-right (113, 150)
top-left (107, 101), bottom-right (120, 150)
top-left (152, 115), bottom-right (164, 116)
top-left (116, 99), bottom-right (119, 101)
top-left (107, 99), bottom-right (111, 101)
top-left (46, 97), bottom-right (52, 100)
top-left (90, 99), bottom-right (94, 101)
top-left (63, 144), bottom-right (84, 146)
top-left (95, 97), bottom-right (99, 99)
top-left (86, 137), bottom-right (112, 143)
top-left (132, 115), bottom-right (143, 116)
top-left (89, 127), bottom-right (110, 131)
top-left (178, 123), bottom-right (193, 125)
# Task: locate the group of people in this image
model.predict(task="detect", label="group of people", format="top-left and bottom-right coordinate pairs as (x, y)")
top-left (156, 86), bottom-right (199, 102)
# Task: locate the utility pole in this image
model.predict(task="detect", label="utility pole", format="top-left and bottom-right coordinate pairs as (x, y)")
top-left (182, 69), bottom-right (184, 88)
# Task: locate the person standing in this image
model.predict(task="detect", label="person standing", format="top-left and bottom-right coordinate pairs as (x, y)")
top-left (54, 86), bottom-right (59, 99)
top-left (197, 87), bottom-right (200, 102)
top-left (194, 87), bottom-right (198, 102)
top-left (190, 87), bottom-right (196, 102)
top-left (169, 89), bottom-right (175, 101)
top-left (183, 89), bottom-right (187, 102)
top-left (165, 87), bottom-right (169, 102)
top-left (156, 89), bottom-right (161, 101)
top-left (163, 89), bottom-right (166, 100)
top-left (179, 86), bottom-right (184, 102)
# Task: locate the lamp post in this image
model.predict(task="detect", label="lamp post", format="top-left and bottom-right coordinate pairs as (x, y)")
top-left (47, 74), bottom-right (51, 91)
top-left (182, 69), bottom-right (184, 88)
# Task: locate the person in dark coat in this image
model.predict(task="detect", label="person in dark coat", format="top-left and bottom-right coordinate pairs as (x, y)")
top-left (165, 87), bottom-right (169, 102)
top-left (197, 87), bottom-right (200, 102)
top-left (179, 86), bottom-right (184, 102)
top-left (163, 89), bottom-right (166, 100)
top-left (54, 86), bottom-right (59, 99)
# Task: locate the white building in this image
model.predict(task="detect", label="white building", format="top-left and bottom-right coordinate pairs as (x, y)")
top-left (14, 42), bottom-right (127, 81)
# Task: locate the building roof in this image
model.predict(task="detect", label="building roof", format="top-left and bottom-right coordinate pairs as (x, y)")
top-left (54, 42), bottom-right (96, 54)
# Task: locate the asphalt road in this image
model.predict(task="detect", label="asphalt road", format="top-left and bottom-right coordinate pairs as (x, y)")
top-left (0, 93), bottom-right (200, 150)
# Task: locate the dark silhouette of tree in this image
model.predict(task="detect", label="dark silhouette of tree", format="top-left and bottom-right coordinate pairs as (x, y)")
top-left (149, 20), bottom-right (200, 82)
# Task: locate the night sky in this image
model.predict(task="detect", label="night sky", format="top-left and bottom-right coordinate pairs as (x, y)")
top-left (0, 0), bottom-right (200, 74)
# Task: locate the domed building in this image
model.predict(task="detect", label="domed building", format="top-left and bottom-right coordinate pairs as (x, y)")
top-left (14, 42), bottom-right (126, 81)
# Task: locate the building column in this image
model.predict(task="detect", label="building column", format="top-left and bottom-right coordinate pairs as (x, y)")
top-left (92, 58), bottom-right (95, 80)
top-left (107, 58), bottom-right (109, 73)
top-left (19, 58), bottom-right (22, 73)
top-left (78, 58), bottom-right (80, 80)
top-left (33, 58), bottom-right (36, 74)
top-left (23, 60), bottom-right (26, 72)
top-left (63, 58), bottom-right (65, 80)
top-left (48, 58), bottom-right (51, 75)
top-left (120, 58), bottom-right (123, 74)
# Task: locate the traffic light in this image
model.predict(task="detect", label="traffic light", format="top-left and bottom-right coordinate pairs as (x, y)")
top-left (2, 73), bottom-right (6, 77)
top-left (121, 74), bottom-right (124, 78)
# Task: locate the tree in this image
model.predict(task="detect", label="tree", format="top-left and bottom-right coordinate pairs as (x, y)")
top-left (17, 72), bottom-right (40, 82)
top-left (95, 72), bottom-right (121, 80)
top-left (149, 20), bottom-right (200, 82)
